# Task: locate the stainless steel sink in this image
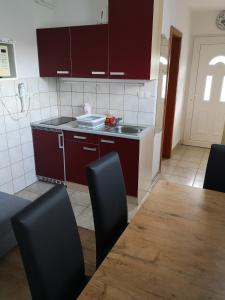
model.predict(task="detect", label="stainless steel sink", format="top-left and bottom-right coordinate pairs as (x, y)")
top-left (110, 125), bottom-right (144, 135)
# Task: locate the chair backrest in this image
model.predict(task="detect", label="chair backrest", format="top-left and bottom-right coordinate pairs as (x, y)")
top-left (204, 144), bottom-right (225, 193)
top-left (86, 152), bottom-right (128, 267)
top-left (11, 185), bottom-right (85, 300)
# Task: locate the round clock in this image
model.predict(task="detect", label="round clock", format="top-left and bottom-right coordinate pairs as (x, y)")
top-left (216, 11), bottom-right (225, 31)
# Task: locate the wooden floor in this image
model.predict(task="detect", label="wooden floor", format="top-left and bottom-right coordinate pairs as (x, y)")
top-left (0, 228), bottom-right (96, 300)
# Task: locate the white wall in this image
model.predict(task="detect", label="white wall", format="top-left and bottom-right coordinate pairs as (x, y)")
top-left (192, 10), bottom-right (225, 36)
top-left (0, 0), bottom-right (108, 78)
top-left (162, 0), bottom-right (191, 148)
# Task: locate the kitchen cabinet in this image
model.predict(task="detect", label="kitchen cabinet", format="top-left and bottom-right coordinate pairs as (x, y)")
top-left (32, 129), bottom-right (65, 181)
top-left (36, 27), bottom-right (71, 77)
top-left (70, 25), bottom-right (108, 78)
top-left (64, 132), bottom-right (99, 185)
top-left (108, 0), bottom-right (154, 80)
top-left (99, 136), bottom-right (139, 197)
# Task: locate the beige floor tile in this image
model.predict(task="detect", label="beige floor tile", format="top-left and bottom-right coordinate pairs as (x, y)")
top-left (171, 166), bottom-right (197, 180)
top-left (66, 182), bottom-right (89, 193)
top-left (76, 206), bottom-right (95, 231)
top-left (72, 204), bottom-right (87, 218)
top-left (193, 180), bottom-right (204, 189)
top-left (15, 190), bottom-right (39, 201)
top-left (26, 181), bottom-right (54, 195)
top-left (176, 160), bottom-right (200, 169)
top-left (162, 158), bottom-right (178, 167)
top-left (199, 160), bottom-right (208, 171)
top-left (69, 190), bottom-right (91, 207)
top-left (162, 174), bottom-right (195, 186)
top-left (161, 164), bottom-right (176, 175)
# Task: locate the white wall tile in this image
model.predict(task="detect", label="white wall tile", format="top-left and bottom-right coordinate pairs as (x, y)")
top-left (11, 161), bottom-right (24, 179)
top-left (71, 82), bottom-right (84, 92)
top-left (97, 83), bottom-right (110, 94)
top-left (38, 78), bottom-right (49, 92)
top-left (124, 111), bottom-right (138, 125)
top-left (13, 176), bottom-right (26, 193)
top-left (60, 92), bottom-right (72, 106)
top-left (1, 81), bottom-right (16, 97)
top-left (7, 130), bottom-right (21, 148)
top-left (4, 115), bottom-right (19, 132)
top-left (60, 81), bottom-right (71, 92)
top-left (39, 93), bottom-right (50, 108)
top-left (72, 92), bottom-right (84, 106)
top-left (25, 170), bottom-right (37, 186)
top-left (0, 134), bottom-right (8, 151)
top-left (49, 92), bottom-right (58, 106)
top-left (0, 150), bottom-right (10, 168)
top-left (0, 116), bottom-right (6, 134)
top-left (83, 93), bottom-right (97, 108)
top-left (23, 157), bottom-right (35, 173)
top-left (30, 110), bottom-right (42, 122)
top-left (22, 142), bottom-right (34, 159)
top-left (41, 107), bottom-right (51, 119)
top-left (48, 78), bottom-right (57, 92)
top-left (0, 166), bottom-right (12, 185)
top-left (110, 83), bottom-right (124, 95)
top-left (110, 95), bottom-right (124, 110)
top-left (20, 127), bottom-right (32, 144)
top-left (30, 94), bottom-right (40, 110)
top-left (84, 82), bottom-right (96, 93)
top-left (124, 84), bottom-right (140, 96)
top-left (109, 110), bottom-right (124, 119)
top-left (138, 112), bottom-right (154, 126)
top-left (97, 94), bottom-right (110, 109)
top-left (9, 146), bottom-right (23, 163)
top-left (0, 181), bottom-right (14, 194)
top-left (124, 95), bottom-right (139, 111)
top-left (60, 106), bottom-right (73, 117)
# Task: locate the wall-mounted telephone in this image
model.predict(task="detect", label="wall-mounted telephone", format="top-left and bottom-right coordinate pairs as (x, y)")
top-left (0, 45), bottom-right (11, 77)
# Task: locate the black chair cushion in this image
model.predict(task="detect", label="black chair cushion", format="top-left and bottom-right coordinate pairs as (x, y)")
top-left (11, 185), bottom-right (87, 300)
top-left (86, 152), bottom-right (128, 267)
top-left (204, 144), bottom-right (225, 193)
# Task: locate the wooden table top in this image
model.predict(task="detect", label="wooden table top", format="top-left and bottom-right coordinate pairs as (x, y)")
top-left (78, 181), bottom-right (225, 300)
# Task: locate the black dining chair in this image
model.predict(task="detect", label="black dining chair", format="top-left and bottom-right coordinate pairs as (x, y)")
top-left (204, 144), bottom-right (225, 193)
top-left (11, 185), bottom-right (89, 300)
top-left (86, 152), bottom-right (128, 268)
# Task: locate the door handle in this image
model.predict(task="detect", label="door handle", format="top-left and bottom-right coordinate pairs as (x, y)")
top-left (58, 134), bottom-right (64, 149)
top-left (73, 135), bottom-right (87, 140)
top-left (83, 147), bottom-right (97, 152)
top-left (110, 72), bottom-right (125, 76)
top-left (57, 71), bottom-right (70, 75)
top-left (91, 71), bottom-right (106, 75)
top-left (100, 139), bottom-right (115, 144)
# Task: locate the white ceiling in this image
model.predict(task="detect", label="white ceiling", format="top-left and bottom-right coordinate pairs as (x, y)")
top-left (182, 0), bottom-right (225, 11)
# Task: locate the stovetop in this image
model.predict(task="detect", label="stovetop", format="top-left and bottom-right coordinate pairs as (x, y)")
top-left (40, 117), bottom-right (76, 126)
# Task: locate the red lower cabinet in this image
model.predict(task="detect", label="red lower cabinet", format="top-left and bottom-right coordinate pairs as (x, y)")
top-left (99, 136), bottom-right (139, 197)
top-left (32, 129), bottom-right (64, 181)
top-left (64, 139), bottom-right (99, 185)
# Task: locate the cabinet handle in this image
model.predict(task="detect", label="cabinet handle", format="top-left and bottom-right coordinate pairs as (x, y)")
top-left (91, 71), bottom-right (106, 75)
top-left (73, 135), bottom-right (87, 140)
top-left (110, 72), bottom-right (125, 76)
top-left (58, 134), bottom-right (64, 149)
top-left (57, 71), bottom-right (70, 75)
top-left (100, 139), bottom-right (115, 144)
top-left (83, 147), bottom-right (97, 152)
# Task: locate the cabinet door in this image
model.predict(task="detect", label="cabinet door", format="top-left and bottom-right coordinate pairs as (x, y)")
top-left (70, 25), bottom-right (108, 78)
top-left (64, 140), bottom-right (99, 185)
top-left (36, 27), bottom-right (71, 77)
top-left (99, 137), bottom-right (139, 197)
top-left (109, 0), bottom-right (154, 80)
top-left (32, 129), bottom-right (64, 180)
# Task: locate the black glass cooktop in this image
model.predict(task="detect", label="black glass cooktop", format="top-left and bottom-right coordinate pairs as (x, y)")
top-left (40, 117), bottom-right (76, 126)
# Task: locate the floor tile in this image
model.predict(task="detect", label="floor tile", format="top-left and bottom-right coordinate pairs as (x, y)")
top-left (26, 181), bottom-right (54, 195)
top-left (69, 190), bottom-right (91, 207)
top-left (15, 190), bottom-right (39, 201)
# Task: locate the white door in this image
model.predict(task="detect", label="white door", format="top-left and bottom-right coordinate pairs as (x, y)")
top-left (184, 36), bottom-right (225, 148)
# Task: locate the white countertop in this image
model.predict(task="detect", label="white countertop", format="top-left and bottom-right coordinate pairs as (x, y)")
top-left (31, 118), bottom-right (154, 140)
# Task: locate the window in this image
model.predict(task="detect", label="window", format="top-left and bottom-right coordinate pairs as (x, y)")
top-left (220, 77), bottom-right (225, 102)
top-left (161, 74), bottom-right (167, 99)
top-left (203, 75), bottom-right (213, 101)
top-left (160, 56), bottom-right (168, 65)
top-left (209, 56), bottom-right (225, 66)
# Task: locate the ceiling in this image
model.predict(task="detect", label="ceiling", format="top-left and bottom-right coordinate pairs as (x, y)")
top-left (182, 0), bottom-right (225, 11)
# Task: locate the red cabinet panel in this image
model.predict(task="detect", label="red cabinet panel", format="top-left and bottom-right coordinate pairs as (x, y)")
top-left (32, 129), bottom-right (64, 181)
top-left (64, 139), bottom-right (99, 185)
top-left (109, 0), bottom-right (154, 80)
top-left (36, 27), bottom-right (71, 77)
top-left (64, 131), bottom-right (99, 144)
top-left (70, 25), bottom-right (108, 78)
top-left (99, 136), bottom-right (139, 197)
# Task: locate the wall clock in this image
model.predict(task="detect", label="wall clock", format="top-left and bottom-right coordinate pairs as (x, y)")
top-left (216, 11), bottom-right (225, 31)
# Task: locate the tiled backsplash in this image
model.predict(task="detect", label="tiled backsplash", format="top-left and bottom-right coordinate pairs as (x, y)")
top-left (58, 79), bottom-right (158, 126)
top-left (0, 77), bottom-right (157, 195)
top-left (0, 78), bottom-right (58, 194)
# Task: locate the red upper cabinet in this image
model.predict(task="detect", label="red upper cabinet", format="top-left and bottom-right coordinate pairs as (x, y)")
top-left (36, 27), bottom-right (71, 77)
top-left (70, 25), bottom-right (109, 78)
top-left (109, 0), bottom-right (154, 80)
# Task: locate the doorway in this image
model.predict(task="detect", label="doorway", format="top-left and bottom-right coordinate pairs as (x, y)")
top-left (184, 36), bottom-right (225, 148)
top-left (162, 26), bottom-right (182, 159)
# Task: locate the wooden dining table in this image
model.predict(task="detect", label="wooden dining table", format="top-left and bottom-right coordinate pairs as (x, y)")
top-left (78, 180), bottom-right (225, 300)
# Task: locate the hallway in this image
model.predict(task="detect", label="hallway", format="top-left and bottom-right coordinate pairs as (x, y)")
top-left (161, 145), bottom-right (210, 188)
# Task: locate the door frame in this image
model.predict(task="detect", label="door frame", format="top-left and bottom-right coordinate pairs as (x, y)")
top-left (161, 26), bottom-right (182, 159)
top-left (184, 35), bottom-right (225, 148)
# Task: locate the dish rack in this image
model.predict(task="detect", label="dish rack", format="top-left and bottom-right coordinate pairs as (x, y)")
top-left (76, 114), bottom-right (106, 128)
